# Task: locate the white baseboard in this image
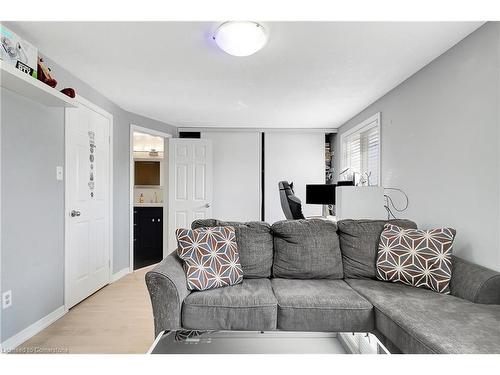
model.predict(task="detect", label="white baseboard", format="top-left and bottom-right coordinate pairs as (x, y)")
top-left (1, 305), bottom-right (66, 352)
top-left (111, 267), bottom-right (130, 283)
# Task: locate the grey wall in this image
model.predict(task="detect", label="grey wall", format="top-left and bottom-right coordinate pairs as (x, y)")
top-left (334, 22), bottom-right (500, 271)
top-left (1, 24), bottom-right (177, 342)
top-left (1, 89), bottom-right (65, 341)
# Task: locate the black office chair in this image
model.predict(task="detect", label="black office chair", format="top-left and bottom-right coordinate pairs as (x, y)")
top-left (278, 181), bottom-right (305, 220)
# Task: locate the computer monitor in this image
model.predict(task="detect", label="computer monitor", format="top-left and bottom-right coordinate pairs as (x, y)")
top-left (306, 184), bottom-right (336, 205)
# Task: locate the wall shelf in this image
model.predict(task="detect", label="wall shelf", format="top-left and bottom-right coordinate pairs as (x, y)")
top-left (0, 61), bottom-right (77, 107)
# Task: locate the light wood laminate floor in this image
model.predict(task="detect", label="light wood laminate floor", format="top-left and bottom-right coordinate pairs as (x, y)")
top-left (16, 266), bottom-right (155, 354)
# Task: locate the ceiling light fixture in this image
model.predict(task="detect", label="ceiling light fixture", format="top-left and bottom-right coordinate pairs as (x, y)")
top-left (213, 21), bottom-right (267, 57)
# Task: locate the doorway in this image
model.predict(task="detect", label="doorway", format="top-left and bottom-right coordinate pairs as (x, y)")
top-left (129, 125), bottom-right (172, 271)
top-left (65, 96), bottom-right (113, 309)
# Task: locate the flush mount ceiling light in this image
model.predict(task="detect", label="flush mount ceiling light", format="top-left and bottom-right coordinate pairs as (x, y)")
top-left (213, 21), bottom-right (267, 57)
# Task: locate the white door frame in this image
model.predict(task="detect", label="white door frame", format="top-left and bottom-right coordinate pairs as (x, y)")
top-left (129, 124), bottom-right (172, 272)
top-left (64, 95), bottom-right (113, 311)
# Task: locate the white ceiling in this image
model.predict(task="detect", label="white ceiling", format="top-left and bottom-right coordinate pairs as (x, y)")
top-left (12, 22), bottom-right (483, 128)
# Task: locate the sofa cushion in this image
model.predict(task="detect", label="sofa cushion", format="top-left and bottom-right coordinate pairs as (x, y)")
top-left (182, 278), bottom-right (277, 330)
top-left (377, 224), bottom-right (455, 294)
top-left (345, 278), bottom-right (500, 354)
top-left (271, 278), bottom-right (374, 332)
top-left (192, 219), bottom-right (273, 278)
top-left (272, 219), bottom-right (343, 279)
top-left (176, 226), bottom-right (243, 291)
top-left (337, 219), bottom-right (417, 279)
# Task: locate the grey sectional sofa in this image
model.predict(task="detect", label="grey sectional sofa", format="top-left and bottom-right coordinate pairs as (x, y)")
top-left (145, 219), bottom-right (500, 354)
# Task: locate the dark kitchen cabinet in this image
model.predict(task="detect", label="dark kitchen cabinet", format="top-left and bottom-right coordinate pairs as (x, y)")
top-left (134, 207), bottom-right (163, 270)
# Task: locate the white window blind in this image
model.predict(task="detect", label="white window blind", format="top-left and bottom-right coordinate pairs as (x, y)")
top-left (341, 113), bottom-right (380, 186)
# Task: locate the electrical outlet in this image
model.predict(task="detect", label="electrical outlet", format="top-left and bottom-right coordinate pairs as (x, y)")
top-left (2, 290), bottom-right (12, 309)
top-left (56, 166), bottom-right (64, 181)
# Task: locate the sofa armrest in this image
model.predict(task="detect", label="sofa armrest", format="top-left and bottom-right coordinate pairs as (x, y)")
top-left (450, 255), bottom-right (500, 305)
top-left (145, 252), bottom-right (190, 336)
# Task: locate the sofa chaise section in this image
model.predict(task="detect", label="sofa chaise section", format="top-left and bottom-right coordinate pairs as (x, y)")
top-left (346, 278), bottom-right (500, 354)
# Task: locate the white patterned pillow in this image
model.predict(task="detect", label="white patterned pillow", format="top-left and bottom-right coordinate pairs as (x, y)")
top-left (376, 224), bottom-right (456, 294)
top-left (176, 226), bottom-right (243, 291)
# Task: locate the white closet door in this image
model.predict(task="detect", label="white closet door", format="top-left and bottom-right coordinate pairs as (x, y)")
top-left (264, 132), bottom-right (325, 224)
top-left (202, 132), bottom-right (261, 222)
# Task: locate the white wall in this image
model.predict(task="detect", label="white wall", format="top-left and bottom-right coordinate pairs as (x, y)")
top-left (202, 132), bottom-right (261, 222)
top-left (265, 132), bottom-right (325, 224)
top-left (334, 22), bottom-right (500, 271)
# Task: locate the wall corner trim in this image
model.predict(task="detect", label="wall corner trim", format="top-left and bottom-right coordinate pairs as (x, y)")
top-left (111, 268), bottom-right (130, 283)
top-left (0, 306), bottom-right (66, 352)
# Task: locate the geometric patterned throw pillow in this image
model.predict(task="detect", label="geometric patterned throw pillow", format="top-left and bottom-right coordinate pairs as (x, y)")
top-left (376, 224), bottom-right (456, 294)
top-left (176, 226), bottom-right (243, 291)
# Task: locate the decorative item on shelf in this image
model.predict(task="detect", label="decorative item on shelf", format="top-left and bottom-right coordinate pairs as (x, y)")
top-left (149, 149), bottom-right (159, 157)
top-left (60, 87), bottom-right (76, 98)
top-left (37, 57), bottom-right (57, 88)
top-left (139, 193), bottom-right (144, 204)
top-left (1, 25), bottom-right (38, 78)
top-left (339, 168), bottom-right (373, 186)
top-left (358, 171), bottom-right (372, 186)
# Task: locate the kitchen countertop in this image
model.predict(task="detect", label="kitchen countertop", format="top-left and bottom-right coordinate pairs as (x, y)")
top-left (134, 203), bottom-right (164, 207)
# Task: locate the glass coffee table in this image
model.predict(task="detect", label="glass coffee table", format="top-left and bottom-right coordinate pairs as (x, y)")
top-left (148, 330), bottom-right (390, 354)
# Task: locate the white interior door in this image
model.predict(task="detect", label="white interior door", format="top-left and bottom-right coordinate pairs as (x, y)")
top-left (168, 139), bottom-right (213, 252)
top-left (66, 99), bottom-right (112, 308)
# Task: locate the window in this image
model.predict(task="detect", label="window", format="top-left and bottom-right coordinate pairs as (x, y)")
top-left (340, 113), bottom-right (381, 186)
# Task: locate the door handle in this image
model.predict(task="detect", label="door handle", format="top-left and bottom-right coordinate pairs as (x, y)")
top-left (205, 203), bottom-right (211, 208)
top-left (70, 210), bottom-right (81, 217)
